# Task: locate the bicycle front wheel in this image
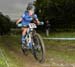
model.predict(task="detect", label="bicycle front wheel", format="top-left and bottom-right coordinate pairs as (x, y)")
top-left (32, 33), bottom-right (45, 63)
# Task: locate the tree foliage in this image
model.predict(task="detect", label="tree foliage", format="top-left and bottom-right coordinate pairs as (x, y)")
top-left (34, 0), bottom-right (75, 31)
top-left (0, 12), bottom-right (12, 35)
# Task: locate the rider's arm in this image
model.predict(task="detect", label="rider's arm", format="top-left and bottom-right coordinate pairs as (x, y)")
top-left (35, 18), bottom-right (40, 25)
top-left (33, 14), bottom-right (40, 25)
top-left (16, 12), bottom-right (26, 25)
top-left (16, 18), bottom-right (22, 25)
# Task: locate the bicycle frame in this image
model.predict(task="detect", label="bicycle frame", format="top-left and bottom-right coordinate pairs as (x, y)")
top-left (25, 23), bottom-right (37, 49)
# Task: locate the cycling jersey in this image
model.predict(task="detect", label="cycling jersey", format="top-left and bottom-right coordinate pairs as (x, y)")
top-left (21, 11), bottom-right (38, 26)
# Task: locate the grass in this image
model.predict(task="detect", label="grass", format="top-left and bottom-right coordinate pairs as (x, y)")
top-left (0, 35), bottom-right (22, 67)
top-left (0, 32), bottom-right (75, 67)
top-left (40, 32), bottom-right (75, 38)
top-left (44, 40), bottom-right (75, 63)
top-left (0, 54), bottom-right (6, 67)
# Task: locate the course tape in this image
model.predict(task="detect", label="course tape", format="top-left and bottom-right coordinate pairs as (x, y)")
top-left (43, 38), bottom-right (75, 40)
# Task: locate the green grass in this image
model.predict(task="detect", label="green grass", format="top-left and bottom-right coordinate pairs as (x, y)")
top-left (0, 33), bottom-right (75, 67)
top-left (44, 40), bottom-right (75, 63)
top-left (0, 35), bottom-right (22, 67)
top-left (40, 32), bottom-right (75, 38)
top-left (0, 55), bottom-right (6, 67)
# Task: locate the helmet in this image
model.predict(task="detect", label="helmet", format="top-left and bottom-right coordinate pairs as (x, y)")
top-left (27, 2), bottom-right (35, 11)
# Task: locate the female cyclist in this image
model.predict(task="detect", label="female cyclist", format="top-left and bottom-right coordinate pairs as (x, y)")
top-left (16, 3), bottom-right (40, 49)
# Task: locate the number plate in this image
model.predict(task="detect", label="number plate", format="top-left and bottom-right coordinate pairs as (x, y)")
top-left (29, 23), bottom-right (37, 28)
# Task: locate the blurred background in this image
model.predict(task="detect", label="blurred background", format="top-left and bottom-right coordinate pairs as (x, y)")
top-left (0, 0), bottom-right (75, 67)
top-left (0, 0), bottom-right (75, 35)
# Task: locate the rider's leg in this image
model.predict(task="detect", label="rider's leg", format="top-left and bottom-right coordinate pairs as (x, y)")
top-left (21, 27), bottom-right (28, 45)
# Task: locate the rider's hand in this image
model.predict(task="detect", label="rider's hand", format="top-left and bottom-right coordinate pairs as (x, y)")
top-left (35, 19), bottom-right (40, 25)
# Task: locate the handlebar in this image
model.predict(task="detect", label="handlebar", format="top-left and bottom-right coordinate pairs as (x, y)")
top-left (17, 21), bottom-right (44, 27)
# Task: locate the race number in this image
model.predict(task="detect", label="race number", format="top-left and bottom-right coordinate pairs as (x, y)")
top-left (29, 23), bottom-right (37, 28)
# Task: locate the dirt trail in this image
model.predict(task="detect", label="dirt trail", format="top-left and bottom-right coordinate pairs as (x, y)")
top-left (0, 37), bottom-right (75, 67)
top-left (0, 45), bottom-right (75, 67)
top-left (8, 48), bottom-right (47, 67)
top-left (5, 48), bottom-right (74, 67)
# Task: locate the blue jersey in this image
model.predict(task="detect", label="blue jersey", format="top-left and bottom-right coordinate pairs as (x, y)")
top-left (21, 11), bottom-right (38, 26)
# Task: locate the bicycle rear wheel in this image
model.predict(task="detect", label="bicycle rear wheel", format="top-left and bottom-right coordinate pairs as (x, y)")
top-left (32, 33), bottom-right (45, 63)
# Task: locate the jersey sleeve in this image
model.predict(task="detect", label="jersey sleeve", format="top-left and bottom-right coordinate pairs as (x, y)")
top-left (33, 14), bottom-right (38, 19)
top-left (21, 13), bottom-right (25, 18)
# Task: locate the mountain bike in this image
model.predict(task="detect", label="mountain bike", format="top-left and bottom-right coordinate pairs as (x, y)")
top-left (17, 22), bottom-right (45, 63)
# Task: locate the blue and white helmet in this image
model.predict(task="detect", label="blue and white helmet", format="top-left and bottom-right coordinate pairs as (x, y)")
top-left (27, 2), bottom-right (35, 11)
